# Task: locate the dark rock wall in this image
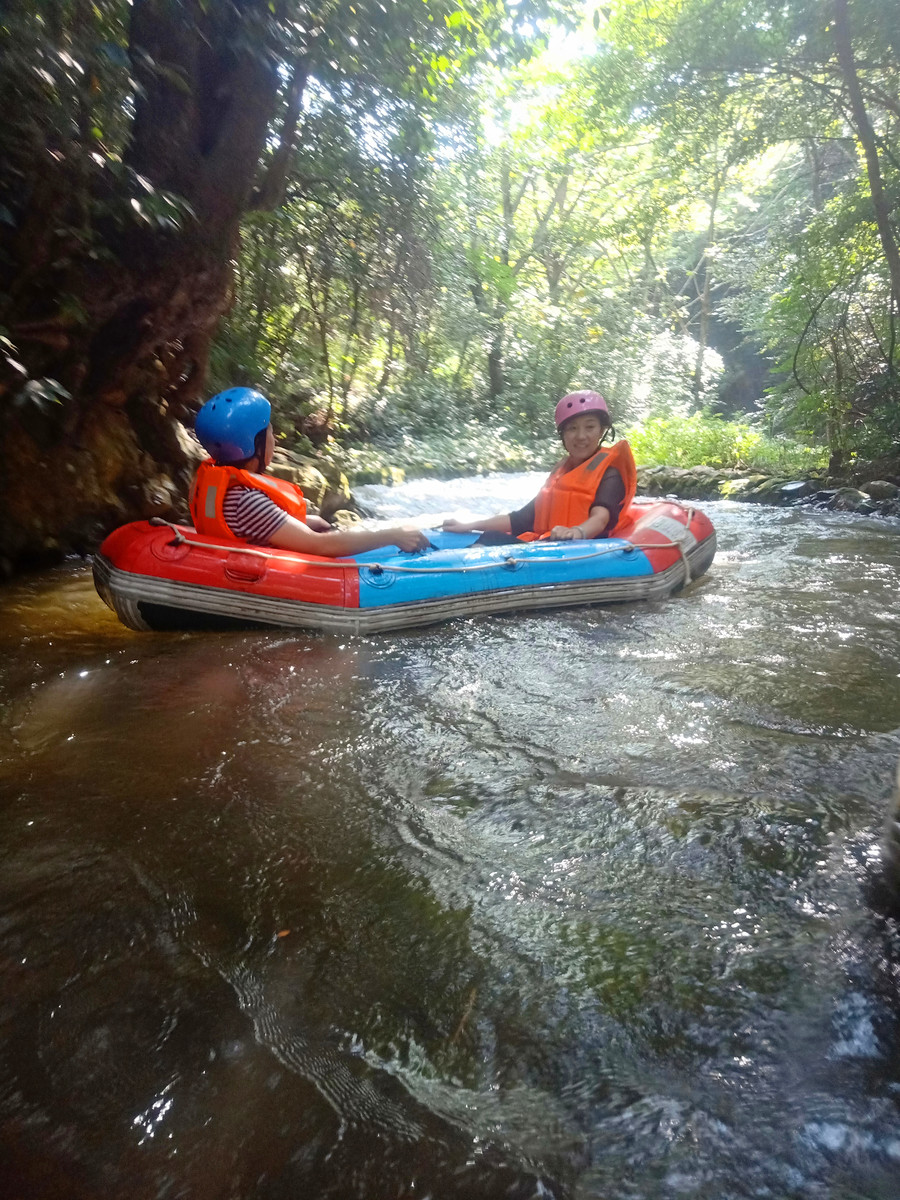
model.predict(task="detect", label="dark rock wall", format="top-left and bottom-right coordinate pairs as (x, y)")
top-left (0, 407), bottom-right (200, 575)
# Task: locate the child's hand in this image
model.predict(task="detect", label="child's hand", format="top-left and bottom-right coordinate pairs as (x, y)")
top-left (393, 527), bottom-right (430, 552)
top-left (549, 525), bottom-right (577, 540)
top-left (442, 518), bottom-right (471, 533)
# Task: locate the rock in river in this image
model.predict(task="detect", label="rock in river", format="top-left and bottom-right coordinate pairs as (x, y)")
top-left (861, 480), bottom-right (900, 501)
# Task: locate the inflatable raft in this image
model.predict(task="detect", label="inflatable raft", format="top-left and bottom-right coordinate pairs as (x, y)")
top-left (93, 499), bottom-right (716, 634)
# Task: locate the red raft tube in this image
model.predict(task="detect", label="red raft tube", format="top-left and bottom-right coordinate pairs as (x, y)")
top-left (93, 499), bottom-right (716, 635)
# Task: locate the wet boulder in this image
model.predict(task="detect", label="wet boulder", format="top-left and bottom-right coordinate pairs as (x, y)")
top-left (636, 465), bottom-right (682, 495)
top-left (832, 487), bottom-right (872, 512)
top-left (781, 480), bottom-right (814, 500)
top-left (719, 474), bottom-right (771, 499)
top-left (269, 450), bottom-right (330, 508)
top-left (861, 480), bottom-right (900, 501)
top-left (636, 465), bottom-right (729, 500)
top-left (137, 473), bottom-right (181, 520)
top-left (330, 509), bottom-right (362, 529)
top-left (315, 460), bottom-right (356, 521)
top-left (269, 448), bottom-right (357, 521)
top-left (745, 476), bottom-right (791, 501)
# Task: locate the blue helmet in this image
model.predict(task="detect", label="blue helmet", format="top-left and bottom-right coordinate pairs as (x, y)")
top-left (195, 387), bottom-right (271, 464)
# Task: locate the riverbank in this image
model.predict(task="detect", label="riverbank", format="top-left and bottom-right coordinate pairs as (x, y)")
top-left (636, 464), bottom-right (900, 517)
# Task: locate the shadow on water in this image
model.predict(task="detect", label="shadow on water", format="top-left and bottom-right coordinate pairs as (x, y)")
top-left (2, 491), bottom-right (900, 1198)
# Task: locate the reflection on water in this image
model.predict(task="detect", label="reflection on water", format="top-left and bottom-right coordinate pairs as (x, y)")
top-left (2, 483), bottom-right (900, 1199)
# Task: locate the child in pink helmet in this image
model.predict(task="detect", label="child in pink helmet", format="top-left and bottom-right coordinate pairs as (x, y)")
top-left (443, 391), bottom-right (636, 543)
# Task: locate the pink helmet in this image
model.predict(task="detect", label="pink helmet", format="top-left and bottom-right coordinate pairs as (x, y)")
top-left (554, 390), bottom-right (610, 431)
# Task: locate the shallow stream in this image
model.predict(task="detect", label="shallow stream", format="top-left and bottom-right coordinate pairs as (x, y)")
top-left (2, 474), bottom-right (900, 1199)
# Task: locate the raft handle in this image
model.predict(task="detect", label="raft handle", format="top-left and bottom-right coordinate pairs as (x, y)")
top-left (148, 516), bottom-right (187, 548)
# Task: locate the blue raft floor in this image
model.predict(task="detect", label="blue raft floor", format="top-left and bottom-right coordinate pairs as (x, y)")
top-left (349, 530), bottom-right (655, 608)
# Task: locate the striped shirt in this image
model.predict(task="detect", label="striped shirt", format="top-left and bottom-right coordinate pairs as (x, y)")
top-left (221, 485), bottom-right (289, 544)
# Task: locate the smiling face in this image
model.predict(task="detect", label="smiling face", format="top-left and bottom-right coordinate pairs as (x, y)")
top-left (560, 413), bottom-right (608, 465)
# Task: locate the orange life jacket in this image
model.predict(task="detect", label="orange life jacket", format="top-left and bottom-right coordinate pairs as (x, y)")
top-left (189, 459), bottom-right (307, 540)
top-left (520, 439), bottom-right (637, 540)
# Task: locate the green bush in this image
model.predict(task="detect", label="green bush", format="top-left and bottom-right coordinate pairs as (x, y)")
top-left (317, 411), bottom-right (827, 486)
top-left (624, 413), bottom-right (826, 475)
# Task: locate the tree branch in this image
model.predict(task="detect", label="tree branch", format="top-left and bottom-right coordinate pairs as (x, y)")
top-left (251, 59), bottom-right (310, 212)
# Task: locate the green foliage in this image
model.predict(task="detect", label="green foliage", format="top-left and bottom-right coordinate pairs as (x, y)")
top-left (5, 0), bottom-right (896, 490)
top-left (1, 0), bottom-right (578, 420)
top-left (625, 413), bottom-right (827, 474)
top-left (330, 420), bottom-right (559, 483)
top-left (211, 0), bottom-right (900, 481)
top-left (600, 0), bottom-right (900, 463)
top-left (327, 410), bottom-right (827, 485)
top-left (719, 156), bottom-right (900, 461)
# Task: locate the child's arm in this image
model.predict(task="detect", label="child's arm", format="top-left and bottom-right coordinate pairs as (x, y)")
top-left (442, 513), bottom-right (512, 535)
top-left (547, 505), bottom-right (612, 541)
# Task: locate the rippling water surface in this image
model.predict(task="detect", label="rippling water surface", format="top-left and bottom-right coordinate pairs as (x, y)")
top-left (2, 476), bottom-right (900, 1199)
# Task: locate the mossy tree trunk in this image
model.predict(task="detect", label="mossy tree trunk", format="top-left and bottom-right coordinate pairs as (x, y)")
top-left (0, 0), bottom-right (290, 568)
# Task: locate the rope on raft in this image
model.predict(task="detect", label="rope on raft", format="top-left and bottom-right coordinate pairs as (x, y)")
top-left (149, 510), bottom-right (697, 585)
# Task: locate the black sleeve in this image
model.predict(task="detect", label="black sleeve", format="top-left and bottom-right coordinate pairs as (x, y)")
top-left (508, 499), bottom-right (536, 537)
top-left (592, 467), bottom-right (626, 536)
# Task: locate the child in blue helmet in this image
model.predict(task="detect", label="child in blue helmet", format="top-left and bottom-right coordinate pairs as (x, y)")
top-left (190, 388), bottom-right (428, 555)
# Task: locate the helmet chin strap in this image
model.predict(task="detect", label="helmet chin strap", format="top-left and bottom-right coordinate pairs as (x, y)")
top-left (246, 428), bottom-right (269, 473)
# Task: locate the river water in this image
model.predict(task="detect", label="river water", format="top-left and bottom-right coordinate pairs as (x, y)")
top-left (2, 474), bottom-right (900, 1199)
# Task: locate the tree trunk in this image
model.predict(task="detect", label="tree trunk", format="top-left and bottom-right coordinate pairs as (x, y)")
top-left (486, 140), bottom-right (514, 401)
top-left (487, 320), bottom-right (506, 401)
top-left (827, 334), bottom-right (847, 474)
top-left (0, 0), bottom-right (285, 570)
top-left (833, 0), bottom-right (900, 313)
top-left (250, 219), bottom-right (280, 364)
top-left (692, 169), bottom-right (722, 405)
